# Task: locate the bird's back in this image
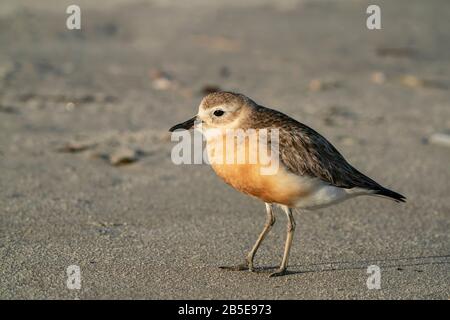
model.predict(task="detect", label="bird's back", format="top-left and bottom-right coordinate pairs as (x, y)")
top-left (245, 105), bottom-right (405, 202)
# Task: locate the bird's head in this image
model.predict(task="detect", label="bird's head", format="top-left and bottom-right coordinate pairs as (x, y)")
top-left (169, 91), bottom-right (254, 132)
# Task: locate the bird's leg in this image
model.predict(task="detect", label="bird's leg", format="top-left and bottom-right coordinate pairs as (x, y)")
top-left (220, 203), bottom-right (276, 272)
top-left (269, 206), bottom-right (296, 277)
top-left (246, 203), bottom-right (276, 271)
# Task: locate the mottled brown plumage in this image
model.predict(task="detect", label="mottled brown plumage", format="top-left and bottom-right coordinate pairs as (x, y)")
top-left (251, 107), bottom-right (389, 191)
top-left (201, 91), bottom-right (248, 110)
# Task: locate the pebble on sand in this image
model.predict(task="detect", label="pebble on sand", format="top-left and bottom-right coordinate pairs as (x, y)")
top-left (149, 69), bottom-right (176, 91)
top-left (371, 71), bottom-right (386, 84)
top-left (308, 79), bottom-right (341, 92)
top-left (400, 75), bottom-right (423, 88)
top-left (109, 148), bottom-right (140, 166)
top-left (428, 133), bottom-right (450, 148)
top-left (57, 141), bottom-right (96, 153)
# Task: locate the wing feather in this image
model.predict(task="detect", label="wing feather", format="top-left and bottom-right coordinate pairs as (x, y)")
top-left (250, 106), bottom-right (383, 190)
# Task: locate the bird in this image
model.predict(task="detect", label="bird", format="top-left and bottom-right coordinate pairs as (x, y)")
top-left (169, 91), bottom-right (405, 277)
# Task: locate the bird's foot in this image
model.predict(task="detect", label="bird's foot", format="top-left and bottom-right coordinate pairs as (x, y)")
top-left (269, 268), bottom-right (288, 277)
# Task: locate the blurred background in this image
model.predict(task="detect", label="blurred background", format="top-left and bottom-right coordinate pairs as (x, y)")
top-left (0, 0), bottom-right (449, 299)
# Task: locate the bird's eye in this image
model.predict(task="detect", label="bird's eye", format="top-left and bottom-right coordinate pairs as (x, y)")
top-left (213, 110), bottom-right (225, 117)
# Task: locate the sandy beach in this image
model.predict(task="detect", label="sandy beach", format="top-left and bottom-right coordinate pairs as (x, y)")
top-left (0, 0), bottom-right (449, 299)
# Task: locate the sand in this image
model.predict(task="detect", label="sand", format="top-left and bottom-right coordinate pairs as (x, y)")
top-left (0, 0), bottom-right (449, 299)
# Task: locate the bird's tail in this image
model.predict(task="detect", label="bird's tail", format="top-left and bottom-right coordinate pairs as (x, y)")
top-left (373, 187), bottom-right (406, 203)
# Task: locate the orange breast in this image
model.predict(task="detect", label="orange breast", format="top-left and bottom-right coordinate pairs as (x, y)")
top-left (208, 132), bottom-right (310, 206)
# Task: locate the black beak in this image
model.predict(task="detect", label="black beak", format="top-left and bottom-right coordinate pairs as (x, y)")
top-left (169, 116), bottom-right (197, 132)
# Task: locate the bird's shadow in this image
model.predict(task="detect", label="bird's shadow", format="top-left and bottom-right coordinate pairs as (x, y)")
top-left (220, 254), bottom-right (450, 277)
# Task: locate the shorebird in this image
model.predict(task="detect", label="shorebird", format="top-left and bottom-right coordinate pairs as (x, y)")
top-left (169, 91), bottom-right (405, 277)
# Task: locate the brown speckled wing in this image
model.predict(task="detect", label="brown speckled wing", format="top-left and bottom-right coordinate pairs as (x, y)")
top-left (249, 106), bottom-right (383, 190)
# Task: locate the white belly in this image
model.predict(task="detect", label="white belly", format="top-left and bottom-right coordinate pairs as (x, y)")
top-left (293, 180), bottom-right (371, 210)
